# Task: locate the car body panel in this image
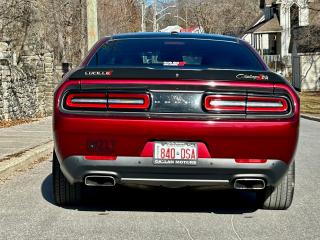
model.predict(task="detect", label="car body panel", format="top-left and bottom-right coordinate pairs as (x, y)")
top-left (53, 33), bottom-right (299, 188)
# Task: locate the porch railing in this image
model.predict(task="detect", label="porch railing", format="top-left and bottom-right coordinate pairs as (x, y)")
top-left (262, 55), bottom-right (292, 71)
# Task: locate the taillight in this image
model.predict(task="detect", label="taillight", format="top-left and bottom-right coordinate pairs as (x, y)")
top-left (64, 92), bottom-right (150, 110)
top-left (204, 95), bottom-right (246, 112)
top-left (108, 93), bottom-right (150, 109)
top-left (246, 96), bottom-right (288, 113)
top-left (204, 94), bottom-right (289, 114)
top-left (66, 93), bottom-right (107, 109)
top-left (235, 158), bottom-right (267, 164)
top-left (84, 156), bottom-right (117, 161)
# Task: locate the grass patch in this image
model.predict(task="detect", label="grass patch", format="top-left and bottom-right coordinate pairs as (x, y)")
top-left (0, 119), bottom-right (38, 128)
top-left (300, 92), bottom-right (320, 117)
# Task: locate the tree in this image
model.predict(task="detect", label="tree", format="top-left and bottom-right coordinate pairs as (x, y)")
top-left (177, 0), bottom-right (261, 36)
top-left (97, 0), bottom-right (141, 36)
top-left (135, 0), bottom-right (261, 35)
top-left (0, 0), bottom-right (86, 65)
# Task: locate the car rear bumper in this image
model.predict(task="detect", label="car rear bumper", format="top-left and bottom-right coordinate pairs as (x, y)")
top-left (59, 156), bottom-right (289, 188)
top-left (54, 116), bottom-right (299, 164)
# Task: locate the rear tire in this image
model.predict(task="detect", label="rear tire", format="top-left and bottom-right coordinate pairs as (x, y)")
top-left (257, 161), bottom-right (295, 210)
top-left (52, 151), bottom-right (82, 206)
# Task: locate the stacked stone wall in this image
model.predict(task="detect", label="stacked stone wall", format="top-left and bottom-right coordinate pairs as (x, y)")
top-left (0, 42), bottom-right (61, 120)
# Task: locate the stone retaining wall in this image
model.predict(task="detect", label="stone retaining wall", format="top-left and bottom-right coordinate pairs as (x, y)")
top-left (0, 42), bottom-right (62, 120)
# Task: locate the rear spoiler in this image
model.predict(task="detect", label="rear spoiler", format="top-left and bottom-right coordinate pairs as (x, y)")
top-left (66, 67), bottom-right (286, 84)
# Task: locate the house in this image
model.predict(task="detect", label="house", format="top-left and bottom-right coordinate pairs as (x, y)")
top-left (242, 0), bottom-right (320, 91)
top-left (160, 25), bottom-right (204, 33)
top-left (160, 25), bottom-right (183, 33)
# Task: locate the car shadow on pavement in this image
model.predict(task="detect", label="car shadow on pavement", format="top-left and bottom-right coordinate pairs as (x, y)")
top-left (42, 174), bottom-right (259, 214)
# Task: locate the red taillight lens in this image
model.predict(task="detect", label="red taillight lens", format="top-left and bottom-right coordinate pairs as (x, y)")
top-left (204, 95), bottom-right (246, 112)
top-left (246, 96), bottom-right (288, 113)
top-left (65, 92), bottom-right (150, 110)
top-left (108, 93), bottom-right (150, 109)
top-left (84, 156), bottom-right (117, 161)
top-left (66, 93), bottom-right (107, 109)
top-left (235, 159), bottom-right (267, 164)
top-left (204, 95), bottom-right (289, 114)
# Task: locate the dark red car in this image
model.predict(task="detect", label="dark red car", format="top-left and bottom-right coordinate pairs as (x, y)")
top-left (53, 33), bottom-right (299, 210)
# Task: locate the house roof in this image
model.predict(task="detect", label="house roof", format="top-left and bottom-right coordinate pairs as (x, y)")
top-left (246, 15), bottom-right (282, 34)
top-left (243, 13), bottom-right (264, 34)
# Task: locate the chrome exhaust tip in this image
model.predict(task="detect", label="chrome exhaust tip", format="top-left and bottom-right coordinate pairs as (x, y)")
top-left (84, 175), bottom-right (116, 187)
top-left (234, 178), bottom-right (266, 190)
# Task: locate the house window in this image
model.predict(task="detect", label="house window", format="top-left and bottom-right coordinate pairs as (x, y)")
top-left (290, 4), bottom-right (299, 29)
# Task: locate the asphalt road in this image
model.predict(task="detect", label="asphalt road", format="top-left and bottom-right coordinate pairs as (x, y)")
top-left (1, 118), bottom-right (320, 240)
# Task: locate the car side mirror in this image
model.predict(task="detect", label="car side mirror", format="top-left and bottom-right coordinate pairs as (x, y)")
top-left (292, 74), bottom-right (301, 92)
top-left (292, 79), bottom-right (301, 92)
top-left (62, 62), bottom-right (72, 77)
top-left (293, 86), bottom-right (301, 92)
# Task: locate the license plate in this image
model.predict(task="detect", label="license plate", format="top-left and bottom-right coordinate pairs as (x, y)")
top-left (153, 142), bottom-right (198, 165)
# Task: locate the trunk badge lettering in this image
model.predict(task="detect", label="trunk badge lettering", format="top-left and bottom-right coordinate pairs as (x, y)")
top-left (236, 74), bottom-right (268, 80)
top-left (163, 61), bottom-right (186, 67)
top-left (85, 71), bottom-right (113, 76)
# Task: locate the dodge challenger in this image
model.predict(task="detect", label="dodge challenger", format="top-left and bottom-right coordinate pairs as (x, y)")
top-left (53, 32), bottom-right (299, 210)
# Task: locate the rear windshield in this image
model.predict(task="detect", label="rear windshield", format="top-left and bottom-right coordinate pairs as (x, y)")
top-left (88, 38), bottom-right (265, 71)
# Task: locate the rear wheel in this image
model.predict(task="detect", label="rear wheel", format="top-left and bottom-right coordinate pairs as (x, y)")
top-left (257, 161), bottom-right (295, 210)
top-left (52, 151), bottom-right (82, 206)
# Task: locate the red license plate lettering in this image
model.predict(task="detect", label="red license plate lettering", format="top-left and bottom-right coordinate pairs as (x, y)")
top-left (154, 142), bottom-right (198, 165)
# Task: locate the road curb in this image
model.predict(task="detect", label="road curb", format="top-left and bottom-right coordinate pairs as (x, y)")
top-left (301, 114), bottom-right (320, 122)
top-left (0, 141), bottom-right (53, 179)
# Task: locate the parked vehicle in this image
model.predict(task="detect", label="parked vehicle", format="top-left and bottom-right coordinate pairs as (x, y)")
top-left (53, 32), bottom-right (299, 209)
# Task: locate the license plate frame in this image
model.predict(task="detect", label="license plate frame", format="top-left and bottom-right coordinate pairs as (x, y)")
top-left (153, 141), bottom-right (198, 166)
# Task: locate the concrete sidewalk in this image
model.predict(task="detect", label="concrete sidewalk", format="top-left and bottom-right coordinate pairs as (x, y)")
top-left (0, 117), bottom-right (53, 178)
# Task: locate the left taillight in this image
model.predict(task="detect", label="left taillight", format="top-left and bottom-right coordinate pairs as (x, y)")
top-left (64, 92), bottom-right (150, 111)
top-left (108, 93), bottom-right (150, 109)
top-left (66, 93), bottom-right (107, 109)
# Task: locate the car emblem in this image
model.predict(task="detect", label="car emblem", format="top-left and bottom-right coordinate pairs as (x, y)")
top-left (85, 70), bottom-right (113, 76)
top-left (236, 73), bottom-right (268, 80)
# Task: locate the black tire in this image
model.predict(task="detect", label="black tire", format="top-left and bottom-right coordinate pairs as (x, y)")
top-left (257, 161), bottom-right (295, 210)
top-left (52, 151), bottom-right (82, 206)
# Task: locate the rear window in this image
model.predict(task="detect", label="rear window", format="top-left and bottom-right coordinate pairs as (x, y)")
top-left (88, 38), bottom-right (265, 71)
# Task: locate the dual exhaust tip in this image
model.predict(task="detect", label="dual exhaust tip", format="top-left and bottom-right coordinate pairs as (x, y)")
top-left (233, 178), bottom-right (266, 190)
top-left (84, 175), bottom-right (266, 190)
top-left (85, 175), bottom-right (116, 187)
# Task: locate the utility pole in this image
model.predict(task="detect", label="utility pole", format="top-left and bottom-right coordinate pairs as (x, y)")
top-left (87, 0), bottom-right (99, 51)
top-left (141, 0), bottom-right (146, 32)
top-left (153, 0), bottom-right (158, 32)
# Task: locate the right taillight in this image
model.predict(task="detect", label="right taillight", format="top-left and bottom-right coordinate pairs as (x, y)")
top-left (204, 94), bottom-right (289, 114)
top-left (246, 96), bottom-right (288, 113)
top-left (204, 95), bottom-right (246, 112)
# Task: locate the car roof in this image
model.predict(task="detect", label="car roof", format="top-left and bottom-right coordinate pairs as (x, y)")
top-left (109, 32), bottom-right (239, 43)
